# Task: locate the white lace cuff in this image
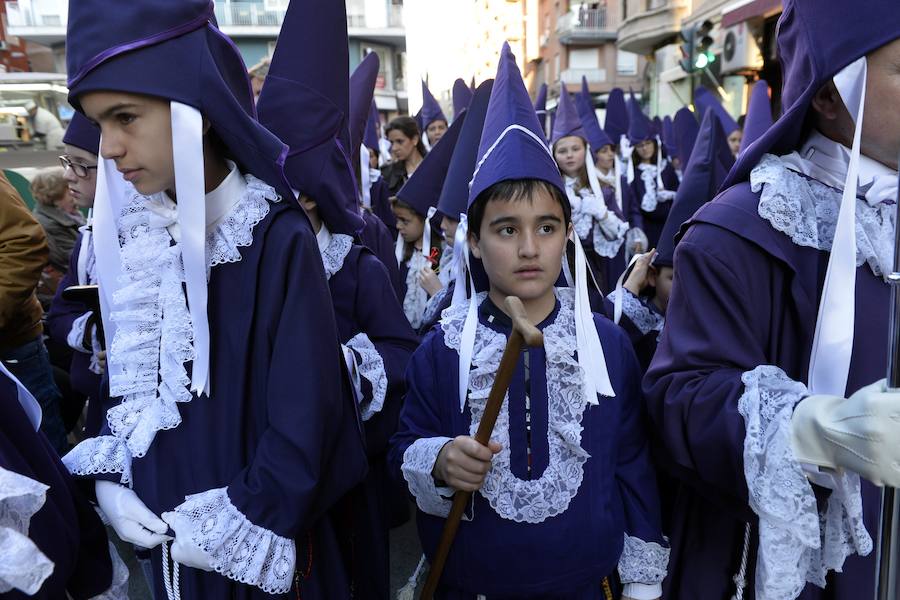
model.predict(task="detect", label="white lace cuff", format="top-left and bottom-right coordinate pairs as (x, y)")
top-left (618, 534), bottom-right (668, 585)
top-left (606, 289), bottom-right (664, 336)
top-left (593, 213), bottom-right (629, 258)
top-left (88, 542), bottom-right (130, 600)
top-left (171, 487), bottom-right (295, 595)
top-left (62, 435), bottom-right (133, 486)
top-left (738, 365), bottom-right (872, 600)
top-left (402, 437), bottom-right (454, 517)
top-left (622, 583), bottom-right (662, 600)
top-left (67, 311), bottom-right (93, 353)
top-left (0, 467), bottom-right (53, 595)
top-left (346, 333), bottom-right (388, 422)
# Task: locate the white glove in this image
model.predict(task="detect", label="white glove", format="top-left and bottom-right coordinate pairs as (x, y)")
top-left (96, 481), bottom-right (171, 549)
top-left (161, 511), bottom-right (214, 571)
top-left (791, 379), bottom-right (900, 487)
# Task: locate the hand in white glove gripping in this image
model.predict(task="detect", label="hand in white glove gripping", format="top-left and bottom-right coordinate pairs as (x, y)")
top-left (161, 511), bottom-right (214, 572)
top-left (792, 379), bottom-right (900, 487)
top-left (96, 481), bottom-right (171, 549)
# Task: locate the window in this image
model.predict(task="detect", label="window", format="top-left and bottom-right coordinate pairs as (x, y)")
top-left (569, 48), bottom-right (599, 69)
top-left (617, 50), bottom-right (638, 75)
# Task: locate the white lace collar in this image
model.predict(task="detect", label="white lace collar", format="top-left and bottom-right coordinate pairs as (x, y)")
top-left (439, 288), bottom-right (592, 523)
top-left (751, 153), bottom-right (895, 280)
top-left (780, 130), bottom-right (895, 194)
top-left (402, 249), bottom-right (430, 329)
top-left (105, 172), bottom-right (281, 459)
top-left (316, 224), bottom-right (353, 280)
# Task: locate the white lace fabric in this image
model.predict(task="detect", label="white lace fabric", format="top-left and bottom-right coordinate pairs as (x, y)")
top-left (403, 249), bottom-right (430, 329)
top-left (170, 487), bottom-right (295, 595)
top-left (0, 467), bottom-right (54, 595)
top-left (618, 534), bottom-right (669, 585)
top-left (738, 365), bottom-right (871, 600)
top-left (752, 154), bottom-right (895, 280)
top-left (319, 233), bottom-right (353, 280)
top-left (401, 436), bottom-right (455, 517)
top-left (439, 289), bottom-right (593, 524)
top-left (638, 164), bottom-right (675, 212)
top-left (346, 332), bottom-right (388, 422)
top-left (606, 289), bottom-right (664, 336)
top-left (64, 175), bottom-right (281, 482)
top-left (566, 180), bottom-right (629, 258)
top-left (88, 542), bottom-right (130, 600)
top-left (592, 210), bottom-right (629, 259)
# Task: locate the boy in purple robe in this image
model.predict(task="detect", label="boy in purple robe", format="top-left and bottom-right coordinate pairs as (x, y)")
top-left (390, 42), bottom-right (667, 599)
top-left (60, 1), bottom-right (368, 597)
top-left (256, 3), bottom-right (419, 595)
top-left (644, 1), bottom-right (900, 597)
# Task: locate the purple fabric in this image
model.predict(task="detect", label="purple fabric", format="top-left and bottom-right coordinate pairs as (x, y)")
top-left (369, 177), bottom-right (396, 233)
top-left (452, 78), bottom-right (474, 119)
top-left (740, 80), bottom-right (773, 153)
top-left (604, 88), bottom-right (629, 144)
top-left (256, 0), bottom-right (365, 236)
top-left (654, 110), bottom-right (733, 267)
top-left (62, 112), bottom-right (99, 156)
top-left (469, 42), bottom-right (563, 207)
top-left (651, 116), bottom-right (663, 139)
top-left (575, 76), bottom-right (613, 153)
top-left (359, 210), bottom-right (404, 300)
top-left (661, 115), bottom-right (677, 158)
top-left (626, 91), bottom-right (652, 144)
top-left (350, 53), bottom-right (380, 154)
top-left (550, 81), bottom-right (586, 147)
top-left (644, 181), bottom-right (893, 598)
top-left (397, 109), bottom-right (466, 218)
top-left (437, 80), bottom-right (493, 221)
top-left (534, 82), bottom-right (549, 141)
top-left (694, 87), bottom-right (739, 136)
top-left (421, 81), bottom-right (447, 129)
top-left (724, 0), bottom-right (900, 188)
top-left (673, 107), bottom-right (700, 168)
top-left (630, 161), bottom-right (680, 249)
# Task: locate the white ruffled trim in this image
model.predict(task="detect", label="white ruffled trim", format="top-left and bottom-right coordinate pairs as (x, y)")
top-left (63, 435), bottom-right (133, 486)
top-left (618, 534), bottom-right (669, 585)
top-left (438, 245), bottom-right (454, 288)
top-left (422, 285), bottom-right (451, 328)
top-left (0, 467), bottom-right (53, 595)
top-left (319, 233), bottom-right (353, 280)
top-left (606, 289), bottom-right (664, 336)
top-left (401, 436), bottom-right (455, 517)
top-left (346, 332), bottom-right (388, 422)
top-left (752, 153), bottom-right (895, 280)
top-left (593, 211), bottom-right (630, 259)
top-left (103, 175), bottom-right (280, 459)
top-left (638, 164), bottom-right (675, 212)
top-left (566, 182), bottom-right (628, 258)
top-left (738, 365), bottom-right (872, 600)
top-left (440, 288), bottom-right (592, 523)
top-left (88, 542), bottom-right (130, 600)
top-left (402, 249), bottom-right (430, 329)
top-left (171, 487), bottom-right (295, 595)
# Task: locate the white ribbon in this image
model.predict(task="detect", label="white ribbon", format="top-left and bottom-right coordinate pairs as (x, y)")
top-left (457, 239), bottom-right (480, 412)
top-left (76, 209), bottom-right (93, 285)
top-left (620, 134), bottom-right (635, 184)
top-left (573, 233), bottom-right (615, 402)
top-left (171, 102), bottom-right (210, 397)
top-left (360, 145), bottom-right (372, 209)
top-left (0, 361), bottom-right (41, 430)
top-left (395, 232), bottom-right (405, 267)
top-left (613, 156), bottom-right (624, 211)
top-left (655, 135), bottom-right (665, 190)
top-left (613, 253), bottom-right (642, 325)
top-left (422, 206), bottom-right (437, 259)
top-left (807, 58), bottom-right (867, 396)
top-left (450, 214), bottom-right (470, 308)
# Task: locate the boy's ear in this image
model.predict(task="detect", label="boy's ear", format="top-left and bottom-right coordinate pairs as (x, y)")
top-left (647, 265), bottom-right (658, 287)
top-left (468, 231), bottom-right (482, 260)
top-left (566, 221), bottom-right (574, 240)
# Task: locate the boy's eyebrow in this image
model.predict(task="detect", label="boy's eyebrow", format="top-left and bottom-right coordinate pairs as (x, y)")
top-left (537, 214), bottom-right (563, 223)
top-left (94, 102), bottom-right (140, 121)
top-left (488, 215), bottom-right (520, 227)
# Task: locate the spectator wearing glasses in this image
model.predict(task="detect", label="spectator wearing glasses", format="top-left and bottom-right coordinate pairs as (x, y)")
top-left (31, 166), bottom-right (85, 275)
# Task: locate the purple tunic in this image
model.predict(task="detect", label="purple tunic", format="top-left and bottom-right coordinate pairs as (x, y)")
top-left (643, 180), bottom-right (893, 599)
top-left (599, 176), bottom-right (641, 293)
top-left (629, 162), bottom-right (679, 250)
top-left (358, 210), bottom-right (404, 300)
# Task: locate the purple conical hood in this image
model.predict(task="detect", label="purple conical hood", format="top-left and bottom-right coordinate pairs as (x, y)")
top-left (724, 0), bottom-right (900, 188)
top-left (575, 76), bottom-right (613, 152)
top-left (452, 78), bottom-right (474, 118)
top-left (739, 80), bottom-right (773, 153)
top-left (694, 87), bottom-right (739, 136)
top-left (349, 52), bottom-right (380, 153)
top-left (66, 0), bottom-right (292, 201)
top-left (397, 108), bottom-right (466, 217)
top-left (438, 80), bottom-right (493, 220)
top-left (550, 82), bottom-right (586, 146)
top-left (661, 115), bottom-right (677, 157)
top-left (421, 80), bottom-right (448, 129)
top-left (604, 87), bottom-right (628, 143)
top-left (626, 91), bottom-right (652, 144)
top-left (672, 107), bottom-right (700, 167)
top-left (364, 100), bottom-right (380, 152)
top-left (655, 110), bottom-right (734, 267)
top-left (63, 112), bottom-right (100, 156)
top-left (652, 116), bottom-right (663, 138)
top-left (534, 82), bottom-right (548, 115)
top-left (468, 42), bottom-right (563, 208)
top-left (257, 0), bottom-right (364, 235)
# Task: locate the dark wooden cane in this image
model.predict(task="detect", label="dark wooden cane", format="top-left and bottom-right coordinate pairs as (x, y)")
top-left (420, 296), bottom-right (544, 599)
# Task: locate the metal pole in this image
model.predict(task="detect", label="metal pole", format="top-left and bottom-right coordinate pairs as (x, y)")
top-left (874, 158), bottom-right (900, 600)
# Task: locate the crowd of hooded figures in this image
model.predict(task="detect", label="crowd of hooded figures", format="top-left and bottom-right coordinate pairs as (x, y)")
top-left (2, 0), bottom-right (900, 599)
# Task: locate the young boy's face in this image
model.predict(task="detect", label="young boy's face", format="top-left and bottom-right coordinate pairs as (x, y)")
top-left (81, 91), bottom-right (174, 196)
top-left (393, 204), bottom-right (425, 245)
top-left (61, 143), bottom-right (98, 208)
top-left (441, 215), bottom-right (459, 247)
top-left (470, 186), bottom-right (569, 305)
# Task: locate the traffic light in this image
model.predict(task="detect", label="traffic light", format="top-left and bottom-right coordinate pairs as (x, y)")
top-left (679, 19), bottom-right (716, 73)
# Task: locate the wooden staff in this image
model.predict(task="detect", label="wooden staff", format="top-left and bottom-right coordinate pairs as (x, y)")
top-left (420, 296), bottom-right (544, 600)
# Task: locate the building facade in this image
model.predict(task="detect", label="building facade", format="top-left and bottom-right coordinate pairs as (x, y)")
top-left (5, 0), bottom-right (409, 115)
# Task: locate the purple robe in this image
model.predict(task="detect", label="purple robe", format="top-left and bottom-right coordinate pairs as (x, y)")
top-left (643, 180), bottom-right (892, 599)
top-left (358, 210), bottom-right (403, 300)
top-left (629, 162), bottom-right (679, 249)
top-left (599, 175), bottom-right (641, 293)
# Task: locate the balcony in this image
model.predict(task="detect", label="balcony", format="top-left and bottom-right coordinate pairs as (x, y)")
top-left (214, 1), bottom-right (284, 36)
top-left (560, 68), bottom-right (607, 85)
top-left (6, 1), bottom-right (66, 46)
top-left (557, 8), bottom-right (617, 45)
top-left (617, 0), bottom-right (689, 56)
